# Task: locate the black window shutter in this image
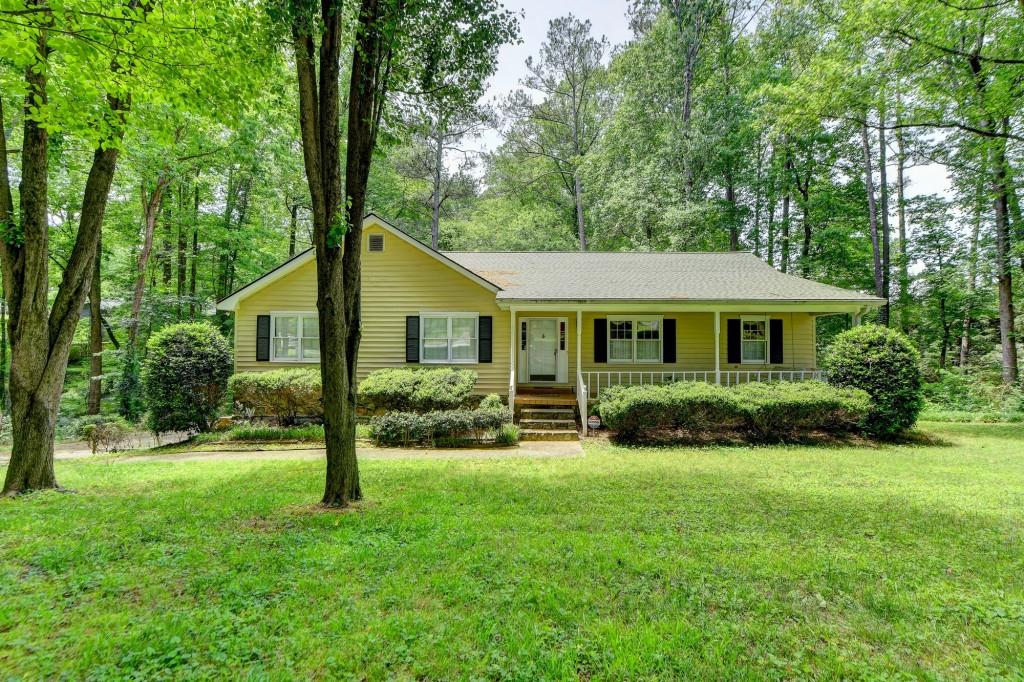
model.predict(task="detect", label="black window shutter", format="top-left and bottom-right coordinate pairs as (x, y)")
top-left (256, 315), bottom-right (271, 361)
top-left (594, 318), bottom-right (607, 363)
top-left (663, 318), bottom-right (676, 363)
top-left (769, 318), bottom-right (784, 364)
top-left (405, 316), bottom-right (420, 363)
top-left (478, 316), bottom-right (492, 363)
top-left (726, 318), bottom-right (741, 364)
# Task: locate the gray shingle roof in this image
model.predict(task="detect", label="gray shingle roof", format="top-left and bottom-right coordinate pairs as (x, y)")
top-left (441, 251), bottom-right (883, 303)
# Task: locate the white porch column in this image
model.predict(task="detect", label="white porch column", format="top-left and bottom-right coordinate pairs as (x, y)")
top-left (509, 308), bottom-right (517, 408)
top-left (714, 311), bottom-right (721, 385)
top-left (576, 310), bottom-right (582, 379)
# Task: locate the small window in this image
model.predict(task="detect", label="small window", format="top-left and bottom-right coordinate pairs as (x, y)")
top-left (420, 313), bottom-right (478, 363)
top-left (741, 317), bottom-right (767, 364)
top-left (608, 316), bottom-right (662, 363)
top-left (368, 233), bottom-right (384, 252)
top-left (272, 313), bottom-right (319, 362)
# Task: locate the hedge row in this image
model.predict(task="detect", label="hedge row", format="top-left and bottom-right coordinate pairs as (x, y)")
top-left (228, 368), bottom-right (323, 424)
top-left (598, 380), bottom-right (871, 441)
top-left (369, 404), bottom-right (513, 447)
top-left (358, 367), bottom-right (477, 412)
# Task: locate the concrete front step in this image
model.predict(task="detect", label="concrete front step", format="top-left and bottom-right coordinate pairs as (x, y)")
top-left (520, 428), bottom-right (580, 441)
top-left (521, 408), bottom-right (575, 419)
top-left (519, 418), bottom-right (577, 430)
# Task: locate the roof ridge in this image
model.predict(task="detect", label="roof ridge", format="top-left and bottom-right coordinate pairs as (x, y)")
top-left (441, 250), bottom-right (756, 255)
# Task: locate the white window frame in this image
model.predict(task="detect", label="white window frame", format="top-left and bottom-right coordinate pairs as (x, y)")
top-left (607, 315), bottom-right (663, 364)
top-left (419, 312), bottom-right (479, 364)
top-left (740, 315), bottom-right (769, 365)
top-left (270, 311), bottom-right (320, 362)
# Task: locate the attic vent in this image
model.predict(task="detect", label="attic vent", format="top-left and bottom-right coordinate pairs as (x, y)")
top-left (368, 233), bottom-right (384, 252)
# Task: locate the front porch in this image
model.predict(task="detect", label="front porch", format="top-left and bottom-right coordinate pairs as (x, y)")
top-left (504, 306), bottom-right (853, 438)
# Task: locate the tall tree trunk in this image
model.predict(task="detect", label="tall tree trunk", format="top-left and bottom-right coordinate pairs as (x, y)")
top-left (189, 178), bottom-right (199, 319)
top-left (939, 296), bottom-right (949, 369)
top-left (431, 125), bottom-right (443, 249)
top-left (87, 235), bottom-right (103, 415)
top-left (861, 120), bottom-right (884, 308)
top-left (128, 175), bottom-right (169, 349)
top-left (959, 174), bottom-right (983, 368)
top-left (991, 137), bottom-right (1019, 384)
top-left (766, 194), bottom-right (776, 267)
top-left (176, 186), bottom-right (187, 317)
top-left (877, 105), bottom-right (892, 326)
top-left (1, 31), bottom-right (127, 495)
top-left (725, 166), bottom-right (739, 250)
top-left (288, 202), bottom-right (299, 257)
top-left (894, 90), bottom-right (911, 331)
top-left (573, 174), bottom-right (587, 251)
top-left (780, 152), bottom-right (792, 273)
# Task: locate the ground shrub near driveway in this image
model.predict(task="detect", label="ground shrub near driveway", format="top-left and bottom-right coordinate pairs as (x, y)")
top-left (1, 422), bottom-right (1022, 678)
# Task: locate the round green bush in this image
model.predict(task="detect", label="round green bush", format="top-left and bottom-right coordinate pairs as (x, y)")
top-left (142, 322), bottom-right (233, 434)
top-left (822, 324), bottom-right (922, 437)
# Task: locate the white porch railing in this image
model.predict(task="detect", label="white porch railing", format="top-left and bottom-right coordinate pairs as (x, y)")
top-left (577, 371), bottom-right (589, 438)
top-left (581, 370), bottom-right (823, 401)
top-left (508, 367), bottom-right (517, 409)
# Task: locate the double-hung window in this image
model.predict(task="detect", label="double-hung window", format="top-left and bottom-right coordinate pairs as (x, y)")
top-left (608, 316), bottom-right (662, 363)
top-left (421, 313), bottom-right (478, 363)
top-left (741, 317), bottom-right (767, 363)
top-left (272, 313), bottom-right (320, 361)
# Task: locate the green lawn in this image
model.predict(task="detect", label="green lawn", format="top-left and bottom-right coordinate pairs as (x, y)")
top-left (2, 423), bottom-right (1023, 679)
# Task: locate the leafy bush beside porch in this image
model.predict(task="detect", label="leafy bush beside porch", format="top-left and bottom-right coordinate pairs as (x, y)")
top-left (598, 380), bottom-right (871, 442)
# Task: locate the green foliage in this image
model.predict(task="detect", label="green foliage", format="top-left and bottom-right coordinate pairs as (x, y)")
top-left (921, 370), bottom-right (1024, 422)
top-left (599, 380), bottom-right (870, 441)
top-left (731, 381), bottom-right (871, 439)
top-left (358, 367), bottom-right (478, 413)
top-left (229, 369), bottom-right (322, 424)
top-left (598, 382), bottom-right (746, 439)
top-left (494, 422), bottom-right (520, 446)
top-left (116, 346), bottom-right (144, 423)
top-left (479, 393), bottom-right (504, 410)
top-left (142, 323), bottom-right (233, 434)
top-left (73, 415), bottom-right (133, 453)
top-left (192, 423), bottom-right (326, 444)
top-left (369, 406), bottom-right (513, 447)
top-left (823, 325), bottom-right (923, 438)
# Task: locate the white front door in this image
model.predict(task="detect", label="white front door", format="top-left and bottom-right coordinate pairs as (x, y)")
top-left (528, 319), bottom-right (558, 381)
top-left (523, 318), bottom-right (568, 383)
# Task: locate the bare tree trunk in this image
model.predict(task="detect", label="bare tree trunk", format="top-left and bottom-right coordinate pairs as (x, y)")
top-left (877, 105), bottom-right (892, 326)
top-left (780, 152), bottom-right (792, 273)
top-left (288, 202), bottom-right (299, 257)
top-left (894, 90), bottom-right (911, 331)
top-left (766, 195), bottom-right (776, 267)
top-left (189, 179), bottom-right (199, 319)
top-left (861, 120), bottom-right (884, 308)
top-left (128, 175), bottom-right (169, 349)
top-left (573, 174), bottom-right (587, 251)
top-left (725, 165), bottom-right (739, 250)
top-left (939, 296), bottom-right (949, 369)
top-left (992, 138), bottom-right (1019, 384)
top-left (431, 125), bottom-right (443, 249)
top-left (959, 177), bottom-right (983, 368)
top-left (87, 235), bottom-right (103, 415)
top-left (176, 186), bottom-right (187, 318)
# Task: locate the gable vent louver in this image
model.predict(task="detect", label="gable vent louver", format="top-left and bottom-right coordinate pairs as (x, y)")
top-left (368, 234), bottom-right (385, 252)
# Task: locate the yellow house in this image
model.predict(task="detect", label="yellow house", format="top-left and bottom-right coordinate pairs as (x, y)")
top-left (217, 214), bottom-right (884, 437)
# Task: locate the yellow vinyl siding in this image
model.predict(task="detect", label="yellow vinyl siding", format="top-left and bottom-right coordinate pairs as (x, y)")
top-left (234, 225), bottom-right (511, 395)
top-left (717, 313), bottom-right (817, 370)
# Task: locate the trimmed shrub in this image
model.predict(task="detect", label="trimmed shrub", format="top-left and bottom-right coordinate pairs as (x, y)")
top-left (598, 382), bottom-right (745, 439)
top-left (732, 381), bottom-right (871, 439)
top-left (359, 367), bottom-right (477, 413)
top-left (479, 393), bottom-right (505, 410)
top-left (369, 406), bottom-right (513, 446)
top-left (229, 368), bottom-right (323, 424)
top-left (75, 415), bottom-right (133, 453)
top-left (823, 324), bottom-right (923, 437)
top-left (142, 322), bottom-right (233, 434)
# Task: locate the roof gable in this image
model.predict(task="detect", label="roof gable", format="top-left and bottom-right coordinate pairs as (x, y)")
top-left (216, 214), bottom-right (500, 311)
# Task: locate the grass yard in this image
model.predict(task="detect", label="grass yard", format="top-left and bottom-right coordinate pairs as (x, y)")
top-left (2, 423), bottom-right (1023, 679)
